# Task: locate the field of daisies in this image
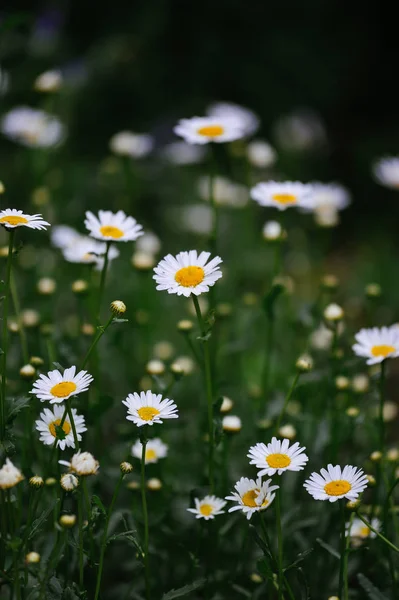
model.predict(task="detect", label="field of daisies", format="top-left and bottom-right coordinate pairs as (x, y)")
top-left (2, 12), bottom-right (399, 600)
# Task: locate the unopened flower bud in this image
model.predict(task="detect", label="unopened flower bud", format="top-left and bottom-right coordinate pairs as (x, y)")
top-left (22, 309), bottom-right (40, 328)
top-left (366, 474), bottom-right (376, 486)
top-left (250, 572), bottom-right (263, 583)
top-left (153, 341), bottom-right (174, 360)
top-left (0, 181), bottom-right (5, 194)
top-left (110, 300), bottom-right (126, 316)
top-left (220, 396), bottom-right (233, 413)
top-left (146, 359), bottom-right (165, 376)
top-left (72, 279), bottom-right (89, 295)
top-left (30, 356), bottom-right (44, 367)
top-left (131, 252), bottom-right (156, 270)
top-left (147, 477), bottom-right (162, 491)
top-left (34, 69), bottom-right (62, 93)
top-left (177, 319), bottom-right (193, 332)
top-left (59, 514), bottom-right (77, 528)
top-left (222, 415), bottom-right (242, 433)
top-left (37, 277), bottom-right (56, 295)
top-left (127, 480), bottom-right (140, 490)
top-left (8, 319), bottom-right (19, 333)
top-left (370, 451), bottom-right (383, 462)
top-left (25, 551), bottom-right (40, 564)
top-left (20, 364), bottom-right (36, 379)
top-left (324, 303), bottom-right (344, 321)
top-left (346, 407), bottom-right (359, 418)
top-left (365, 283), bottom-right (381, 298)
top-left (278, 424), bottom-right (296, 439)
top-left (296, 354), bottom-right (313, 372)
top-left (45, 477), bottom-right (57, 486)
top-left (321, 275), bottom-right (339, 290)
top-left (120, 462), bottom-right (133, 474)
top-left (81, 323), bottom-right (95, 336)
top-left (29, 476), bottom-right (44, 489)
top-left (60, 473), bottom-right (79, 491)
top-left (352, 374), bottom-right (369, 394)
top-left (335, 375), bottom-right (350, 390)
top-left (257, 418), bottom-right (272, 430)
top-left (346, 499), bottom-right (361, 510)
top-left (216, 302), bottom-right (233, 318)
top-left (387, 448), bottom-right (399, 462)
top-left (262, 221), bottom-right (284, 242)
top-left (242, 292), bottom-right (259, 306)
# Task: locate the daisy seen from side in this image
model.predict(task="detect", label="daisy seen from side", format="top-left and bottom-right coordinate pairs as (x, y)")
top-left (206, 101), bottom-right (260, 137)
top-left (347, 516), bottom-right (381, 540)
top-left (84, 210), bottom-right (144, 242)
top-left (225, 476), bottom-right (279, 520)
top-left (30, 366), bottom-right (93, 404)
top-left (153, 250), bottom-right (222, 297)
top-left (123, 390), bottom-right (178, 427)
top-left (304, 464), bottom-right (368, 503)
top-left (0, 458), bottom-right (24, 489)
top-left (251, 181), bottom-right (313, 211)
top-left (248, 437), bottom-right (309, 477)
top-left (352, 326), bottom-right (399, 365)
top-left (187, 495), bottom-right (227, 520)
top-left (131, 438), bottom-right (168, 464)
top-left (60, 451), bottom-right (99, 476)
top-left (35, 405), bottom-right (87, 450)
top-left (174, 116), bottom-right (246, 145)
top-left (0, 209), bottom-right (50, 230)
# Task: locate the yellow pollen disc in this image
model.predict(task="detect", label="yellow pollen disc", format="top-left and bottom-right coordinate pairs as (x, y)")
top-left (199, 503), bottom-right (213, 516)
top-left (266, 453), bottom-right (291, 469)
top-left (50, 381), bottom-right (77, 398)
top-left (137, 406), bottom-right (160, 421)
top-left (324, 479), bottom-right (352, 496)
top-left (242, 489), bottom-right (259, 508)
top-left (145, 449), bottom-right (157, 461)
top-left (371, 344), bottom-right (395, 358)
top-left (272, 193), bottom-right (297, 205)
top-left (99, 225), bottom-right (124, 239)
top-left (0, 215), bottom-right (29, 226)
top-left (260, 498), bottom-right (269, 508)
top-left (175, 266), bottom-right (205, 288)
top-left (197, 125), bottom-right (225, 138)
top-left (360, 526), bottom-right (370, 537)
top-left (49, 419), bottom-right (71, 437)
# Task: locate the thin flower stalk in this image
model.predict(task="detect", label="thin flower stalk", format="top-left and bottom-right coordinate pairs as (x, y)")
top-left (97, 241), bottom-right (112, 321)
top-left (355, 511), bottom-right (399, 553)
top-left (141, 435), bottom-right (151, 600)
top-left (275, 370), bottom-right (301, 433)
top-left (81, 314), bottom-right (114, 369)
top-left (10, 274), bottom-right (29, 363)
top-left (0, 229), bottom-right (15, 441)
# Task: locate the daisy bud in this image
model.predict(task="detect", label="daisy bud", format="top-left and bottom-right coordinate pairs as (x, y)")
top-left (30, 356), bottom-right (44, 367)
top-left (170, 362), bottom-right (184, 377)
top-left (222, 415), bottom-right (242, 433)
top-left (110, 300), bottom-right (127, 316)
top-left (383, 402), bottom-right (398, 422)
top-left (59, 514), bottom-right (77, 528)
top-left (250, 573), bottom-right (263, 584)
top-left (328, 597), bottom-right (340, 600)
top-left (324, 303), bottom-right (344, 322)
top-left (147, 477), bottom-right (162, 491)
top-left (25, 551), bottom-right (40, 564)
top-left (34, 69), bottom-right (62, 93)
top-left (346, 407), bottom-right (359, 418)
top-left (22, 309), bottom-right (40, 328)
top-left (29, 475), bottom-right (44, 489)
top-left (296, 354), bottom-right (313, 372)
top-left (172, 356), bottom-right (195, 375)
top-left (335, 375), bottom-right (350, 390)
top-left (387, 448), bottom-right (399, 462)
top-left (20, 364), bottom-right (36, 379)
top-left (127, 480), bottom-right (140, 490)
top-left (0, 181), bottom-right (5, 194)
top-left (177, 319), bottom-right (193, 332)
top-left (120, 462), bottom-right (133, 474)
top-left (352, 374), bottom-right (369, 394)
top-left (286, 401), bottom-right (301, 417)
top-left (365, 283), bottom-right (381, 298)
top-left (81, 323), bottom-right (95, 336)
top-left (220, 396), bottom-right (233, 413)
top-left (31, 186), bottom-right (50, 206)
top-left (45, 477), bottom-right (57, 486)
top-left (247, 140), bottom-right (277, 168)
top-left (395, 467), bottom-right (399, 480)
top-left (273, 275), bottom-right (295, 295)
top-left (0, 246), bottom-right (9, 257)
top-left (153, 341), bottom-right (174, 360)
top-left (278, 424), bottom-right (296, 440)
top-left (131, 251), bottom-right (156, 270)
top-left (346, 499), bottom-right (361, 510)
top-left (321, 274), bottom-right (339, 290)
top-left (262, 221), bottom-right (285, 242)
top-left (146, 359), bottom-right (165, 376)
top-left (216, 302), bottom-right (233, 318)
top-left (72, 279), bottom-right (89, 295)
top-left (60, 473), bottom-right (79, 491)
top-left (37, 277), bottom-right (56, 295)
top-left (366, 474), bottom-right (376, 486)
top-left (8, 319), bottom-right (19, 333)
top-left (370, 451), bottom-right (383, 462)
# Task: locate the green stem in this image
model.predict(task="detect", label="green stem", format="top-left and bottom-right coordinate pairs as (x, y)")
top-left (355, 511), bottom-right (399, 553)
top-left (94, 473), bottom-right (125, 600)
top-left (78, 487), bottom-right (84, 588)
top-left (379, 360), bottom-right (386, 455)
top-left (192, 295), bottom-right (214, 492)
top-left (276, 488), bottom-right (284, 600)
top-left (96, 242), bottom-right (111, 322)
top-left (10, 274), bottom-right (29, 364)
top-left (81, 315), bottom-right (113, 369)
top-left (338, 500), bottom-right (347, 599)
top-left (66, 398), bottom-right (79, 450)
top-left (0, 229), bottom-right (15, 441)
top-left (141, 438), bottom-right (150, 600)
top-left (344, 513), bottom-right (353, 600)
top-left (208, 149), bottom-right (217, 257)
top-left (275, 371), bottom-right (301, 433)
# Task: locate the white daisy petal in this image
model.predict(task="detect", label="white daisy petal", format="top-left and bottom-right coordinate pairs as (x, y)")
top-left (30, 366), bottom-right (94, 404)
top-left (225, 476), bottom-right (279, 520)
top-left (174, 116), bottom-right (246, 145)
top-left (0, 208), bottom-right (50, 231)
top-left (153, 250), bottom-right (222, 297)
top-left (84, 210), bottom-right (144, 243)
top-left (131, 438), bottom-right (168, 464)
top-left (373, 157), bottom-right (399, 189)
top-left (123, 390), bottom-right (179, 427)
top-left (35, 405), bottom-right (87, 450)
top-left (250, 181), bottom-right (313, 211)
top-left (304, 464), bottom-right (368, 502)
top-left (248, 437), bottom-right (308, 477)
top-left (1, 106), bottom-right (65, 148)
top-left (187, 495), bottom-right (227, 520)
top-left (352, 325), bottom-right (399, 365)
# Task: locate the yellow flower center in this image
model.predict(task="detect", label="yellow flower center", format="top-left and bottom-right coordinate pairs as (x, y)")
top-left (49, 419), bottom-right (71, 438)
top-left (99, 225), bottom-right (124, 239)
top-left (272, 193), bottom-right (297, 205)
top-left (324, 479), bottom-right (352, 496)
top-left (145, 448), bottom-right (157, 461)
top-left (360, 526), bottom-right (370, 537)
top-left (50, 381), bottom-right (77, 398)
top-left (371, 344), bottom-right (396, 358)
top-left (260, 498), bottom-right (269, 508)
top-left (0, 215), bottom-right (29, 226)
top-left (137, 407), bottom-right (160, 421)
top-left (199, 503), bottom-right (213, 516)
top-left (197, 125), bottom-right (225, 138)
top-left (242, 488), bottom-right (259, 507)
top-left (174, 266), bottom-right (205, 287)
top-left (266, 453), bottom-right (291, 469)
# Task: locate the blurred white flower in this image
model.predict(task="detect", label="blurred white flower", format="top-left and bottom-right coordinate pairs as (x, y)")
top-left (162, 141), bottom-right (206, 165)
top-left (373, 157), bottom-right (399, 189)
top-left (273, 109), bottom-right (326, 152)
top-left (251, 181), bottom-right (313, 211)
top-left (109, 131), bottom-right (153, 158)
top-left (198, 176), bottom-right (248, 208)
top-left (136, 232), bottom-right (161, 255)
top-left (247, 140), bottom-right (277, 168)
top-left (1, 106), bottom-right (65, 148)
top-left (34, 69), bottom-right (62, 92)
top-left (131, 438), bottom-right (168, 464)
top-left (207, 102), bottom-right (260, 137)
top-left (174, 116), bottom-right (246, 145)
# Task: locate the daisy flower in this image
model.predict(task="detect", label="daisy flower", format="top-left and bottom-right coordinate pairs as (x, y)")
top-left (60, 451), bottom-right (99, 476)
top-left (0, 458), bottom-right (24, 490)
top-left (198, 176), bottom-right (248, 208)
top-left (51, 225), bottom-right (82, 249)
top-left (250, 181), bottom-right (313, 211)
top-left (162, 141), bottom-right (206, 165)
top-left (187, 495), bottom-right (227, 520)
top-left (303, 182), bottom-right (351, 212)
top-left (207, 101), bottom-right (260, 137)
top-left (60, 473), bottom-right (79, 491)
top-left (247, 140), bottom-right (277, 168)
top-left (62, 236), bottom-right (120, 268)
top-left (153, 250), bottom-right (222, 297)
top-left (131, 438), bottom-right (168, 463)
top-left (352, 326), bottom-right (399, 365)
top-left (30, 366), bottom-right (93, 404)
top-left (35, 405), bottom-right (87, 450)
top-left (1, 106), bottom-right (65, 148)
top-left (248, 437), bottom-right (309, 477)
top-left (0, 209), bottom-right (50, 230)
top-left (84, 210), bottom-right (144, 242)
top-left (373, 157), bottom-right (399, 189)
top-left (174, 116), bottom-right (245, 145)
top-left (226, 476), bottom-right (279, 520)
top-left (348, 516), bottom-right (381, 540)
top-left (304, 464), bottom-right (368, 503)
top-left (123, 390), bottom-right (178, 427)
top-left (34, 69), bottom-right (62, 93)
top-left (109, 131), bottom-right (153, 158)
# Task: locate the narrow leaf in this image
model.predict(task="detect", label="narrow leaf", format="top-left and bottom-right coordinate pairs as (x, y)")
top-left (28, 500), bottom-right (59, 540)
top-left (316, 538), bottom-right (340, 560)
top-left (357, 573), bottom-right (389, 600)
top-left (162, 579), bottom-right (207, 599)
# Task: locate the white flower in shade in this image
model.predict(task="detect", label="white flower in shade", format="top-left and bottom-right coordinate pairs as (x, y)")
top-left (60, 451), bottom-right (99, 476)
top-left (247, 140), bottom-right (277, 168)
top-left (136, 232), bottom-right (161, 255)
top-left (222, 415), bottom-right (242, 432)
top-left (0, 209), bottom-right (50, 230)
top-left (153, 250), bottom-right (222, 297)
top-left (162, 141), bottom-right (206, 165)
top-left (226, 477), bottom-right (279, 520)
top-left (353, 326), bottom-right (399, 365)
top-left (174, 116), bottom-right (245, 145)
top-left (1, 106), bottom-right (65, 147)
top-left (0, 458), bottom-right (24, 490)
top-left (35, 405), bottom-right (87, 450)
top-left (60, 473), bottom-right (79, 491)
top-left (273, 109), bottom-right (327, 152)
top-left (30, 366), bottom-right (93, 404)
top-left (304, 464), bottom-right (368, 502)
top-left (348, 517), bottom-right (380, 540)
top-left (51, 225), bottom-right (82, 249)
top-left (131, 438), bottom-right (168, 463)
top-left (123, 391), bottom-right (178, 427)
top-left (84, 210), bottom-right (143, 243)
top-left (303, 183), bottom-right (351, 212)
top-left (207, 102), bottom-right (260, 137)
top-left (248, 437), bottom-right (308, 477)
top-left (187, 495), bottom-right (227, 520)
top-left (179, 205), bottom-right (212, 235)
top-left (373, 157), bottom-right (399, 189)
top-left (62, 236), bottom-right (119, 269)
top-left (262, 221), bottom-right (283, 241)
top-left (34, 69), bottom-right (62, 92)
top-left (198, 176), bottom-right (248, 208)
top-left (251, 181), bottom-right (313, 211)
top-left (109, 131), bottom-right (153, 158)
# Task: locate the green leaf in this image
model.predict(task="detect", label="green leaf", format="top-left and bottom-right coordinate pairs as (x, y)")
top-left (357, 573), bottom-right (389, 600)
top-left (316, 538), bottom-right (340, 560)
top-left (52, 362), bottom-right (65, 372)
top-left (6, 396), bottom-right (30, 424)
top-left (196, 332), bottom-right (212, 342)
top-left (256, 556), bottom-right (274, 582)
top-left (249, 524), bottom-right (272, 558)
top-left (28, 500), bottom-right (59, 541)
top-left (91, 495), bottom-right (107, 515)
top-left (284, 548), bottom-right (313, 572)
top-left (112, 318), bottom-right (129, 324)
top-left (107, 529), bottom-right (142, 554)
top-left (161, 578), bottom-right (207, 599)
top-left (263, 283), bottom-right (284, 320)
